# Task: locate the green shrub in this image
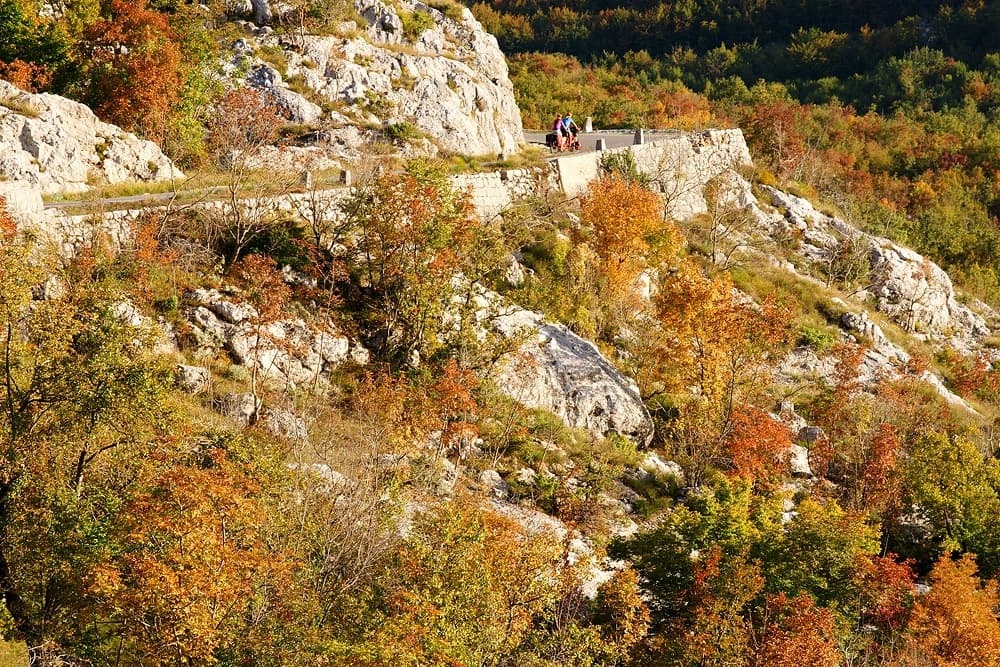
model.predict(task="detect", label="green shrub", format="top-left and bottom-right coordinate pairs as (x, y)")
top-left (385, 121), bottom-right (420, 145)
top-left (798, 325), bottom-right (837, 351)
top-left (401, 9), bottom-right (434, 39)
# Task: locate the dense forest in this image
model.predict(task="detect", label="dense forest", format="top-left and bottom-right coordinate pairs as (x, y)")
top-left (6, 0), bottom-right (1000, 665)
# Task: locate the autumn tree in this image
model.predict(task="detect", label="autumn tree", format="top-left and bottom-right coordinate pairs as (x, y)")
top-left (344, 501), bottom-right (578, 664)
top-left (763, 497), bottom-right (880, 610)
top-left (899, 554), bottom-right (1000, 666)
top-left (201, 87), bottom-right (290, 269)
top-left (93, 446), bottom-right (293, 666)
top-left (899, 431), bottom-right (1000, 574)
top-left (0, 214), bottom-right (177, 656)
top-left (580, 175), bottom-right (681, 285)
top-left (79, 0), bottom-right (182, 139)
top-left (853, 553), bottom-right (916, 659)
top-left (576, 175), bottom-right (683, 341)
top-left (231, 253), bottom-right (292, 398)
top-left (723, 404), bottom-right (792, 487)
top-left (0, 0), bottom-right (71, 91)
top-left (645, 261), bottom-right (790, 484)
top-left (341, 160), bottom-right (509, 367)
top-left (750, 593), bottom-right (840, 667)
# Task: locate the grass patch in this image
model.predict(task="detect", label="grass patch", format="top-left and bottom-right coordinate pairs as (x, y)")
top-left (0, 96), bottom-right (40, 118)
top-left (0, 640), bottom-right (26, 667)
top-left (445, 145), bottom-right (549, 173)
top-left (426, 0), bottom-right (465, 21)
top-left (43, 166), bottom-right (349, 215)
top-left (730, 261), bottom-right (846, 331)
top-left (258, 44), bottom-right (289, 75)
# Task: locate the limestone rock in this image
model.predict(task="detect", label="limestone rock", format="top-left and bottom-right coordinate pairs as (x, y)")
top-left (246, 0), bottom-right (524, 157)
top-left (217, 392), bottom-right (262, 426)
top-left (261, 407), bottom-right (308, 441)
top-left (185, 288), bottom-right (366, 388)
top-left (759, 186), bottom-right (988, 344)
top-left (639, 452), bottom-right (684, 482)
top-left (484, 293), bottom-right (654, 445)
top-left (176, 364), bottom-right (211, 394)
top-left (0, 80), bottom-right (181, 194)
top-left (247, 64), bottom-right (323, 125)
top-left (479, 469), bottom-right (510, 500)
top-left (789, 444), bottom-right (813, 479)
top-left (0, 182), bottom-right (43, 218)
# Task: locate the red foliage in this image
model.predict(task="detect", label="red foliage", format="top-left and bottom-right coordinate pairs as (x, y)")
top-left (744, 100), bottom-right (809, 177)
top-left (858, 422), bottom-right (901, 512)
top-left (0, 197), bottom-right (17, 241)
top-left (724, 405), bottom-right (792, 486)
top-left (430, 359), bottom-right (479, 452)
top-left (753, 593), bottom-right (840, 667)
top-left (0, 59), bottom-right (52, 92)
top-left (82, 0), bottom-right (181, 138)
top-left (854, 554), bottom-right (916, 634)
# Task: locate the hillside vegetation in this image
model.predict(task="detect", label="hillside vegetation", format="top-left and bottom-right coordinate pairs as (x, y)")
top-left (478, 0), bottom-right (1000, 307)
top-left (5, 0), bottom-right (1000, 666)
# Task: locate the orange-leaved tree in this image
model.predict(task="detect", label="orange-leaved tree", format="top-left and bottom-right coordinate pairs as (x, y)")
top-left (724, 404), bottom-right (792, 487)
top-left (580, 175), bottom-right (681, 286)
top-left (350, 501), bottom-right (573, 664)
top-left (648, 261), bottom-right (790, 483)
top-left (899, 554), bottom-right (1000, 666)
top-left (577, 175), bottom-right (683, 341)
top-left (93, 447), bottom-right (293, 666)
top-left (80, 0), bottom-right (181, 139)
top-left (751, 593), bottom-right (840, 667)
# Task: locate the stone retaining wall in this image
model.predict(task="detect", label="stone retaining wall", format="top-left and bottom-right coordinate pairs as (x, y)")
top-left (5, 129), bottom-right (753, 256)
top-left (551, 128), bottom-right (752, 218)
top-left (450, 168), bottom-right (543, 220)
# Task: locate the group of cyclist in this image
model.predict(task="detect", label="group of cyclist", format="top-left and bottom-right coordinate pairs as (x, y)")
top-left (549, 111), bottom-right (581, 152)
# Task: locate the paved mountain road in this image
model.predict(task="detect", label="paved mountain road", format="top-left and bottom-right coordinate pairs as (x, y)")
top-left (522, 129), bottom-right (681, 153)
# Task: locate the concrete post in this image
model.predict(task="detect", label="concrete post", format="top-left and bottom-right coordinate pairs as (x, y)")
top-left (340, 169), bottom-right (352, 186)
top-left (633, 128), bottom-right (645, 145)
top-left (595, 137), bottom-right (606, 152)
top-left (584, 116), bottom-right (593, 133)
top-left (301, 170), bottom-right (313, 191)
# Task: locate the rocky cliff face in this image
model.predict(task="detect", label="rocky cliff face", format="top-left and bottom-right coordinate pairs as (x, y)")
top-left (0, 80), bottom-right (181, 194)
top-left (753, 186), bottom-right (989, 346)
top-left (231, 0), bottom-right (524, 158)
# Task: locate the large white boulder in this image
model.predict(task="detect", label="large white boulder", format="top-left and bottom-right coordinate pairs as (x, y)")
top-left (0, 80), bottom-right (181, 194)
top-left (487, 297), bottom-right (654, 445)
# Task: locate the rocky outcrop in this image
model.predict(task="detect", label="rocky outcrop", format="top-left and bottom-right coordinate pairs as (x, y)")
top-left (0, 80), bottom-right (181, 194)
top-left (185, 288), bottom-right (368, 388)
top-left (752, 186), bottom-right (988, 345)
top-left (776, 309), bottom-right (973, 411)
top-left (234, 0), bottom-right (524, 157)
top-left (487, 299), bottom-right (654, 446)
